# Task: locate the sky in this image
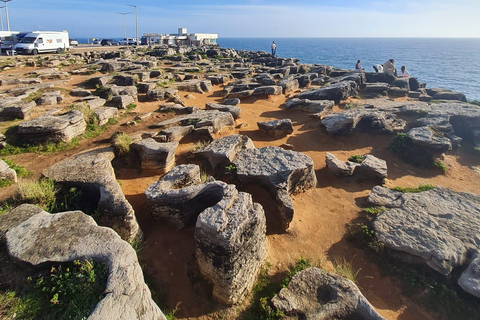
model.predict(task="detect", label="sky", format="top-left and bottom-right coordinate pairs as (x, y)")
top-left (2, 0), bottom-right (480, 38)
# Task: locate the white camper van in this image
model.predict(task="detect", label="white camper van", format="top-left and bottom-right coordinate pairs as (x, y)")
top-left (14, 31), bottom-right (70, 55)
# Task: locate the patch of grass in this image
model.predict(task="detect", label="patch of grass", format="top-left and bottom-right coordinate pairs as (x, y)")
top-left (16, 178), bottom-right (58, 211)
top-left (21, 91), bottom-right (43, 103)
top-left (390, 132), bottom-right (411, 154)
top-left (433, 160), bottom-right (447, 173)
top-left (0, 201), bottom-right (14, 215)
top-left (389, 132), bottom-right (440, 169)
top-left (180, 118), bottom-right (201, 127)
top-left (1, 259), bottom-right (108, 320)
top-left (70, 102), bottom-right (95, 123)
top-left (113, 132), bottom-right (133, 156)
top-left (94, 86), bottom-right (112, 100)
top-left (0, 179), bottom-right (14, 188)
top-left (363, 206), bottom-right (385, 215)
top-left (333, 258), bottom-right (360, 283)
top-left (391, 184), bottom-right (436, 193)
top-left (281, 257), bottom-right (312, 288)
top-left (353, 94), bottom-right (361, 99)
top-left (107, 117), bottom-right (118, 125)
top-left (348, 154), bottom-right (364, 163)
top-left (126, 103), bottom-right (137, 110)
top-left (191, 140), bottom-right (210, 152)
top-left (344, 103), bottom-right (358, 109)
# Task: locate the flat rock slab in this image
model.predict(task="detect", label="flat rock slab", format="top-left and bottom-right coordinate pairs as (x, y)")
top-left (154, 109), bottom-right (235, 134)
top-left (18, 110), bottom-right (87, 144)
top-left (205, 102), bottom-right (241, 119)
top-left (272, 267), bottom-right (385, 320)
top-left (43, 148), bottom-right (141, 242)
top-left (257, 119), bottom-right (294, 138)
top-left (285, 98), bottom-right (334, 115)
top-left (0, 100), bottom-right (36, 120)
top-left (295, 80), bottom-right (359, 102)
top-left (155, 125), bottom-right (193, 142)
top-left (2, 204), bottom-right (165, 320)
top-left (95, 107), bottom-right (118, 126)
top-left (172, 79), bottom-right (213, 94)
top-left (131, 138), bottom-right (178, 172)
top-left (368, 186), bottom-right (480, 298)
top-left (196, 134), bottom-right (255, 170)
top-left (233, 146), bottom-right (316, 229)
top-left (326, 153), bottom-right (388, 179)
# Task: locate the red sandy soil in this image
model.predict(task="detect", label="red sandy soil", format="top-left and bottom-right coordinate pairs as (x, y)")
top-left (1, 61), bottom-right (479, 320)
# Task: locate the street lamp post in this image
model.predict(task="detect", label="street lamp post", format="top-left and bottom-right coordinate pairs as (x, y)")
top-left (0, 6), bottom-right (5, 31)
top-left (127, 4), bottom-right (137, 45)
top-left (1, 0), bottom-right (12, 31)
top-left (116, 12), bottom-right (131, 40)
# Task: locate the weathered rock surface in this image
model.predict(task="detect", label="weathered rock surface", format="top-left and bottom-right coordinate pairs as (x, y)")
top-left (1, 204), bottom-right (166, 320)
top-left (112, 95), bottom-right (135, 109)
top-left (0, 100), bottom-right (36, 119)
top-left (70, 88), bottom-right (92, 97)
top-left (154, 109), bottom-right (235, 133)
top-left (196, 135), bottom-right (255, 170)
top-left (295, 81), bottom-right (359, 102)
top-left (37, 91), bottom-right (64, 106)
top-left (195, 182), bottom-right (267, 305)
top-left (233, 146), bottom-right (316, 229)
top-left (172, 79), bottom-right (213, 93)
top-left (272, 267), bottom-right (385, 320)
top-left (325, 152), bottom-right (357, 176)
top-left (285, 98), bottom-right (334, 115)
top-left (43, 148), bottom-right (141, 242)
top-left (18, 110), bottom-right (87, 144)
top-left (205, 102), bottom-right (241, 119)
top-left (368, 186), bottom-right (480, 298)
top-left (326, 153), bottom-right (387, 179)
top-left (407, 126), bottom-right (452, 151)
top-left (155, 126), bottom-right (193, 142)
top-left (0, 159), bottom-right (17, 183)
top-left (257, 119), bottom-right (294, 137)
top-left (95, 107), bottom-right (118, 126)
top-left (131, 138), bottom-right (178, 172)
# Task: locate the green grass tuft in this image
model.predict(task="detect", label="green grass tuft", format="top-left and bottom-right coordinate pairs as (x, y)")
top-left (348, 154), bottom-right (364, 163)
top-left (391, 184), bottom-right (436, 193)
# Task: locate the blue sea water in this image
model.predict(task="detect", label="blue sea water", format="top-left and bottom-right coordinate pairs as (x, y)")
top-left (218, 38), bottom-right (480, 101)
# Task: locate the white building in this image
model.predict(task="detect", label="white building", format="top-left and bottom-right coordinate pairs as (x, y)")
top-left (143, 28), bottom-right (218, 46)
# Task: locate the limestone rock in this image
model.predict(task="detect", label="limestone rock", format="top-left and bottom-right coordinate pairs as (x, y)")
top-left (80, 96), bottom-right (106, 110)
top-left (172, 79), bottom-right (213, 93)
top-left (369, 186), bottom-right (480, 298)
top-left (295, 81), bottom-right (359, 102)
top-left (70, 88), bottom-right (92, 97)
top-left (357, 154), bottom-right (388, 179)
top-left (205, 102), bottom-right (241, 119)
top-left (407, 126), bottom-right (452, 151)
top-left (2, 205), bottom-right (166, 320)
top-left (285, 98), bottom-right (334, 115)
top-left (38, 91), bottom-right (63, 106)
top-left (18, 110), bottom-right (87, 144)
top-left (233, 146), bottom-right (316, 229)
top-left (252, 85), bottom-right (283, 96)
top-left (257, 119), bottom-right (294, 137)
top-left (155, 126), bottom-right (193, 142)
top-left (195, 182), bottom-right (267, 304)
top-left (95, 107), bottom-right (118, 126)
top-left (43, 148), bottom-right (141, 242)
top-left (0, 100), bottom-right (36, 119)
top-left (0, 159), bottom-right (17, 183)
top-left (131, 138), bottom-right (178, 172)
top-left (154, 110), bottom-right (235, 133)
top-left (112, 95), bottom-right (135, 109)
top-left (146, 89), bottom-right (166, 101)
top-left (325, 152), bottom-right (357, 176)
top-left (196, 135), bottom-right (255, 170)
top-left (272, 267), bottom-right (385, 320)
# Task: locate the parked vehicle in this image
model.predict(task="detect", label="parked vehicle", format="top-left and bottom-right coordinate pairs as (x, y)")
top-left (141, 36), bottom-right (154, 45)
top-left (14, 31), bottom-right (70, 55)
top-left (119, 38), bottom-right (138, 45)
top-left (127, 38), bottom-right (138, 45)
top-left (0, 31), bottom-right (29, 54)
top-left (69, 39), bottom-right (79, 46)
top-left (92, 39), bottom-right (101, 45)
top-left (101, 39), bottom-right (119, 46)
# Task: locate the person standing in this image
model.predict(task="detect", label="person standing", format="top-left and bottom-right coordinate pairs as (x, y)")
top-left (271, 41), bottom-right (276, 58)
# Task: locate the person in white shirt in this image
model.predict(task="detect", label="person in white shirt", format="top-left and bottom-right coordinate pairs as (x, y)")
top-left (271, 41), bottom-right (276, 58)
top-left (400, 65), bottom-right (410, 78)
top-left (383, 59), bottom-right (396, 77)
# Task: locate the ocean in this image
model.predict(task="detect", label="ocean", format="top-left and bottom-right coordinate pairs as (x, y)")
top-left (218, 38), bottom-right (480, 101)
top-left (76, 37), bottom-right (480, 100)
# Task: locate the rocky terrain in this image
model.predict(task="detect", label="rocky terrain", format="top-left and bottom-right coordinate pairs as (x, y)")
top-left (0, 44), bottom-right (478, 320)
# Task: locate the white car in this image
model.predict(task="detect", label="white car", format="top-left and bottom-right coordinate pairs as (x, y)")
top-left (119, 38), bottom-right (137, 45)
top-left (69, 39), bottom-right (79, 46)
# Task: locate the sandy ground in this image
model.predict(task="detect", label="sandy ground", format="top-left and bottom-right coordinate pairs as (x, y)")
top-left (1, 61), bottom-right (479, 320)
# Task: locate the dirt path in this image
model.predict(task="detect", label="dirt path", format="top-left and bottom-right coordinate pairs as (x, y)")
top-left (1, 65), bottom-right (479, 319)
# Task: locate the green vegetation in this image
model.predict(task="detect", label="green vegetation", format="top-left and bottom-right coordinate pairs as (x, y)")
top-left (391, 184), bottom-right (436, 193)
top-left (348, 154), bottom-right (364, 163)
top-left (180, 118), bottom-right (201, 126)
top-left (0, 179), bottom-right (14, 188)
top-left (156, 78), bottom-right (175, 88)
top-left (433, 160), bottom-right (447, 173)
top-left (225, 164), bottom-right (237, 173)
top-left (112, 132), bottom-right (133, 156)
top-left (333, 258), bottom-right (359, 283)
top-left (2, 158), bottom-right (33, 178)
top-left (0, 259), bottom-right (108, 320)
top-left (389, 133), bottom-right (443, 170)
top-left (126, 103), bottom-right (137, 110)
top-left (94, 86), bottom-right (112, 100)
top-left (363, 206), bottom-right (385, 215)
top-left (280, 257), bottom-right (311, 288)
top-left (17, 178), bottom-right (57, 211)
top-left (344, 103), bottom-right (358, 109)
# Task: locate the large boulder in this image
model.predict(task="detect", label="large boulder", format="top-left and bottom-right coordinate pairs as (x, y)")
top-left (43, 148), bottom-right (141, 242)
top-left (195, 182), bottom-right (267, 305)
top-left (1, 204), bottom-right (166, 320)
top-left (131, 138), bottom-right (178, 172)
top-left (257, 119), bottom-right (294, 138)
top-left (154, 109), bottom-right (235, 134)
top-left (326, 153), bottom-right (387, 179)
top-left (172, 79), bottom-right (213, 93)
top-left (325, 152), bottom-right (357, 176)
top-left (272, 267), bottom-right (385, 320)
top-left (205, 102), bottom-right (241, 119)
top-left (285, 98), bottom-right (334, 115)
top-left (368, 186), bottom-right (480, 298)
top-left (196, 135), bottom-right (255, 170)
top-left (233, 146), bottom-right (316, 229)
top-left (0, 100), bottom-right (36, 119)
top-left (18, 110), bottom-right (87, 144)
top-left (295, 81), bottom-right (359, 102)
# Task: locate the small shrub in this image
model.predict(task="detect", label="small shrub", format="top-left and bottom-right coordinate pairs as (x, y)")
top-left (344, 103), bottom-right (357, 109)
top-left (107, 117), bottom-right (118, 125)
top-left (391, 184), bottom-right (436, 193)
top-left (126, 103), bottom-right (137, 110)
top-left (71, 102), bottom-right (95, 123)
top-left (390, 132), bottom-right (412, 154)
top-left (17, 178), bottom-right (57, 211)
top-left (225, 164), bottom-right (237, 173)
top-left (363, 206), bottom-right (385, 215)
top-left (94, 86), bottom-right (112, 100)
top-left (348, 154), bottom-right (364, 163)
top-left (113, 133), bottom-right (133, 156)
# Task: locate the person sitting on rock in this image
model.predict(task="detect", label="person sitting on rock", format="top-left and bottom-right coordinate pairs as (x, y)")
top-left (373, 64), bottom-right (384, 73)
top-left (383, 59), bottom-right (397, 77)
top-left (399, 65), bottom-right (410, 78)
top-left (355, 60), bottom-right (363, 70)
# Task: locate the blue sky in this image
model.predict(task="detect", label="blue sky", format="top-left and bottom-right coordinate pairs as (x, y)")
top-left (3, 0), bottom-right (480, 38)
